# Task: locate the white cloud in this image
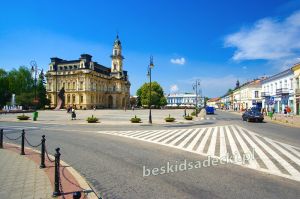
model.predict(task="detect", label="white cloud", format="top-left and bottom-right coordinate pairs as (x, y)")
top-left (225, 11), bottom-right (300, 65)
top-left (170, 84), bottom-right (179, 93)
top-left (170, 57), bottom-right (186, 65)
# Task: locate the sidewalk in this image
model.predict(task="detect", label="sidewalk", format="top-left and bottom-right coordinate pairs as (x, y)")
top-left (0, 143), bottom-right (99, 199)
top-left (0, 148), bottom-right (52, 198)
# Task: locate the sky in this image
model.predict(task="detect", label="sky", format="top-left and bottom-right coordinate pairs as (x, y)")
top-left (1, 0), bottom-right (300, 97)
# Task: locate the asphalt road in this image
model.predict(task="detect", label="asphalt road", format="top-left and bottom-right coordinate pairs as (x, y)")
top-left (1, 110), bottom-right (300, 199)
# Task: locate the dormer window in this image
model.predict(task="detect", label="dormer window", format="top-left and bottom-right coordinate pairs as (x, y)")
top-left (114, 49), bottom-right (118, 55)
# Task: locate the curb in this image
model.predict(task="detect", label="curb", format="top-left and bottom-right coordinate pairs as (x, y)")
top-left (4, 142), bottom-right (99, 199)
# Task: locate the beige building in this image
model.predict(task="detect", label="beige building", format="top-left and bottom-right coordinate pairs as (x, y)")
top-left (45, 35), bottom-right (130, 109)
top-left (292, 63), bottom-right (300, 115)
top-left (239, 79), bottom-right (263, 110)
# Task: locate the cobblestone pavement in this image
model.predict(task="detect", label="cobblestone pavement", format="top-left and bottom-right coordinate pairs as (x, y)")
top-left (0, 149), bottom-right (52, 199)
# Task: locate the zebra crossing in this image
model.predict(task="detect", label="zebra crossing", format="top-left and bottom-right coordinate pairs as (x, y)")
top-left (96, 125), bottom-right (300, 182)
top-left (199, 117), bottom-right (216, 120)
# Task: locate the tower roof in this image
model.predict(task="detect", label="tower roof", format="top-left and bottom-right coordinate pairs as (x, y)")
top-left (114, 34), bottom-right (121, 46)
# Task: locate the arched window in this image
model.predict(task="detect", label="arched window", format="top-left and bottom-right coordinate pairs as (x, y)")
top-left (67, 95), bottom-right (70, 103)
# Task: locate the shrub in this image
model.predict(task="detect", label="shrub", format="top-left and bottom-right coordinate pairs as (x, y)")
top-left (184, 114), bottom-right (193, 120)
top-left (130, 115), bottom-right (141, 123)
top-left (86, 115), bottom-right (99, 123)
top-left (17, 114), bottom-right (30, 120)
top-left (165, 114), bottom-right (175, 122)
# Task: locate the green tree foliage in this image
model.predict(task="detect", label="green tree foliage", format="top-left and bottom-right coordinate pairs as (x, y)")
top-left (36, 72), bottom-right (50, 109)
top-left (8, 66), bottom-right (34, 95)
top-left (0, 69), bottom-right (10, 107)
top-left (136, 82), bottom-right (167, 107)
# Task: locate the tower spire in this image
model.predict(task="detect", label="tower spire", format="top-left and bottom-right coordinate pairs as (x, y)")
top-left (111, 34), bottom-right (124, 78)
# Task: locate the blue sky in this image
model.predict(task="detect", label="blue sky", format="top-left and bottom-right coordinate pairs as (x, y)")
top-left (1, 0), bottom-right (300, 97)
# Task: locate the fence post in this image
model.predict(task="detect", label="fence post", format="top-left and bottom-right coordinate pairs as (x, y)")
top-left (20, 130), bottom-right (25, 155)
top-left (40, 135), bottom-right (46, 168)
top-left (0, 129), bottom-right (3, 149)
top-left (52, 148), bottom-right (61, 197)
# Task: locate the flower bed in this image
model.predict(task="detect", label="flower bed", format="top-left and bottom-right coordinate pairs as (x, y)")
top-left (130, 115), bottom-right (141, 123)
top-left (86, 115), bottom-right (99, 123)
top-left (165, 114), bottom-right (175, 122)
top-left (17, 114), bottom-right (30, 120)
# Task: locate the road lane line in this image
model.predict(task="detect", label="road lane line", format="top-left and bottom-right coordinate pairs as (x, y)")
top-left (186, 128), bottom-right (206, 151)
top-left (196, 127), bottom-right (212, 153)
top-left (225, 126), bottom-right (242, 164)
top-left (219, 126), bottom-right (227, 158)
top-left (168, 129), bottom-right (193, 146)
top-left (231, 125), bottom-right (259, 168)
top-left (177, 129), bottom-right (198, 148)
top-left (207, 127), bottom-right (218, 156)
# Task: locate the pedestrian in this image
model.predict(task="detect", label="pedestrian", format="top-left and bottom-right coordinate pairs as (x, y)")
top-left (71, 108), bottom-right (76, 120)
top-left (93, 106), bottom-right (96, 111)
top-left (284, 106), bottom-right (287, 116)
top-left (132, 106), bottom-right (134, 111)
top-left (286, 106), bottom-right (291, 116)
top-left (184, 107), bottom-right (187, 117)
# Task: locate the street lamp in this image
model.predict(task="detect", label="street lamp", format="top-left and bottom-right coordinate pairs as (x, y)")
top-left (193, 79), bottom-right (201, 117)
top-left (147, 56), bottom-right (154, 124)
top-left (30, 60), bottom-right (44, 108)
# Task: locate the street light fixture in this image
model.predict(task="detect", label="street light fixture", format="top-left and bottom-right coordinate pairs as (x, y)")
top-left (30, 60), bottom-right (44, 108)
top-left (193, 79), bottom-right (201, 117)
top-left (147, 56), bottom-right (154, 124)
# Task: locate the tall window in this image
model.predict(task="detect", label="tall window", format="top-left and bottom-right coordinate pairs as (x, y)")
top-left (271, 84), bottom-right (273, 94)
top-left (80, 82), bottom-right (83, 90)
top-left (290, 79), bottom-right (293, 89)
top-left (284, 79), bottom-right (287, 88)
top-left (254, 91), bottom-right (259, 98)
top-left (73, 82), bottom-right (76, 90)
top-left (72, 95), bottom-right (76, 103)
top-left (80, 95), bottom-right (83, 103)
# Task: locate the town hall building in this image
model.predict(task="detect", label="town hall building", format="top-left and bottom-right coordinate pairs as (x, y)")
top-left (45, 35), bottom-right (130, 109)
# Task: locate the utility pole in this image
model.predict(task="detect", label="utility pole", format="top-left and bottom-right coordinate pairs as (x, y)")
top-left (193, 80), bottom-right (201, 117)
top-left (147, 56), bottom-right (154, 124)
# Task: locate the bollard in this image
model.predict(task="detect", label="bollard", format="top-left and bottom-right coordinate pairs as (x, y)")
top-left (40, 135), bottom-right (46, 168)
top-left (0, 129), bottom-right (3, 149)
top-left (20, 130), bottom-right (25, 155)
top-left (52, 148), bottom-right (61, 197)
top-left (73, 191), bottom-right (82, 199)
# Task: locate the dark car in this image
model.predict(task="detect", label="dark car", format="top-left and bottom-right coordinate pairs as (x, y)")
top-left (242, 110), bottom-right (264, 122)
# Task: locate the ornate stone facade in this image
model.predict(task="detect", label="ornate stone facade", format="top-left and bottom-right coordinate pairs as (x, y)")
top-left (45, 36), bottom-right (130, 109)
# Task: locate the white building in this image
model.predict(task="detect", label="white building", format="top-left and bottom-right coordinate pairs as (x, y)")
top-left (261, 68), bottom-right (294, 113)
top-left (166, 93), bottom-right (204, 108)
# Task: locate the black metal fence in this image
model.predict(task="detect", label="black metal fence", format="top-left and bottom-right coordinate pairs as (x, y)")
top-left (0, 128), bottom-right (91, 199)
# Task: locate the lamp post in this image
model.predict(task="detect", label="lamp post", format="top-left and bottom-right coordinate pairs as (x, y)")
top-left (147, 56), bottom-right (154, 124)
top-left (30, 60), bottom-right (44, 109)
top-left (193, 79), bottom-right (201, 117)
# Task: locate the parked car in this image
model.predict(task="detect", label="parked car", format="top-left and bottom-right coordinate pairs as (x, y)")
top-left (206, 106), bottom-right (215, 114)
top-left (242, 110), bottom-right (264, 122)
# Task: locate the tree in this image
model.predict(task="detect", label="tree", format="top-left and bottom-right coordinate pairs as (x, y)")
top-left (136, 82), bottom-right (167, 107)
top-left (36, 72), bottom-right (50, 109)
top-left (8, 66), bottom-right (34, 95)
top-left (129, 96), bottom-right (137, 107)
top-left (0, 69), bottom-right (10, 107)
